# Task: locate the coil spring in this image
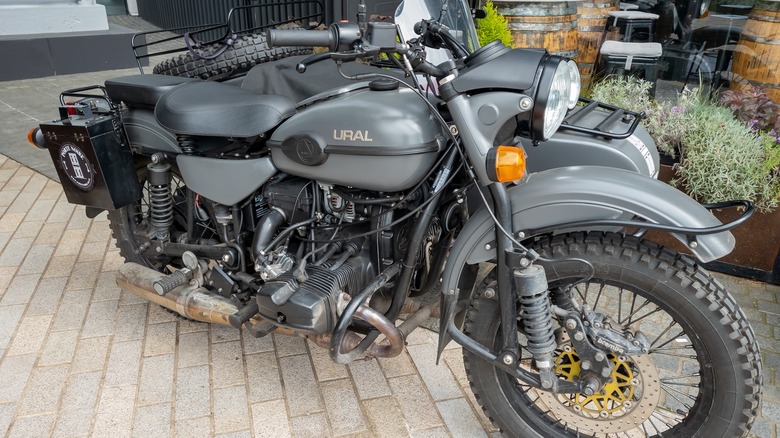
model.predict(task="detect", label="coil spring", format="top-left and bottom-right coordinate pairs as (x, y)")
top-left (177, 134), bottom-right (196, 154)
top-left (147, 161), bottom-right (173, 235)
top-left (519, 290), bottom-right (557, 356)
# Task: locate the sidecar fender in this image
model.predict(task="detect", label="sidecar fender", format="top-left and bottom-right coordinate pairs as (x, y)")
top-left (443, 165), bottom-right (734, 292)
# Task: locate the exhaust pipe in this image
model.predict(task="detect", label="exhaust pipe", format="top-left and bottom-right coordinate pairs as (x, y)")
top-left (116, 262), bottom-right (285, 332)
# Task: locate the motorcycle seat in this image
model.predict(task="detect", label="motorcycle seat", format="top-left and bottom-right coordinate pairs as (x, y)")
top-left (155, 81), bottom-right (296, 138)
top-left (104, 75), bottom-right (198, 107)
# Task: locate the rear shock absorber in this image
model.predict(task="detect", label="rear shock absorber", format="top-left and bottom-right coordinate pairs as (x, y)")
top-left (147, 154), bottom-right (173, 241)
top-left (514, 264), bottom-right (557, 389)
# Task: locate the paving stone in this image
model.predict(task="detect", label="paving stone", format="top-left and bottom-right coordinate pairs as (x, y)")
top-left (213, 386), bottom-right (250, 434)
top-left (0, 212), bottom-right (26, 234)
top-left (53, 229), bottom-right (87, 257)
top-left (0, 304), bottom-right (25, 350)
top-left (65, 260), bottom-right (101, 289)
top-left (175, 416), bottom-right (212, 438)
top-left (0, 191), bottom-right (19, 209)
top-left (102, 249), bottom-right (125, 272)
top-left (50, 289), bottom-right (92, 331)
top-left (119, 288), bottom-right (147, 305)
top-left (147, 302), bottom-right (178, 324)
top-left (177, 317), bottom-right (208, 334)
top-left (0, 236), bottom-right (33, 267)
top-left (38, 329), bottom-right (79, 366)
top-left (81, 299), bottom-right (118, 338)
top-left (92, 384), bottom-right (137, 438)
top-left (348, 359), bottom-right (392, 400)
top-left (43, 254), bottom-right (77, 278)
top-left (211, 341), bottom-right (246, 388)
top-left (0, 272), bottom-right (39, 306)
top-left (308, 340), bottom-right (349, 382)
top-left (71, 335), bottom-right (111, 374)
top-left (78, 240), bottom-right (108, 262)
top-left (242, 330), bottom-right (274, 354)
top-left (17, 365), bottom-right (69, 415)
top-left (177, 331), bottom-right (210, 368)
top-left (85, 220), bottom-right (112, 243)
top-left (24, 276), bottom-right (66, 316)
top-left (143, 321), bottom-right (176, 357)
top-left (104, 340), bottom-right (143, 387)
top-left (66, 206), bottom-right (92, 230)
top-left (114, 303), bottom-right (148, 342)
top-left (246, 352), bottom-right (283, 403)
top-left (93, 271), bottom-right (121, 302)
top-left (251, 399), bottom-right (291, 438)
top-left (13, 220), bottom-right (43, 239)
top-left (320, 379), bottom-right (367, 436)
top-left (407, 343), bottom-right (464, 401)
top-left (274, 333), bottom-right (308, 357)
top-left (278, 354), bottom-right (323, 416)
top-left (175, 365), bottom-right (211, 420)
top-left (441, 348), bottom-right (468, 387)
top-left (52, 370), bottom-right (102, 437)
top-left (24, 199), bottom-right (55, 222)
top-left (436, 398), bottom-right (489, 438)
top-left (410, 427), bottom-right (452, 438)
top-left (211, 324), bottom-right (241, 343)
top-left (7, 192), bottom-right (41, 214)
top-left (0, 402), bottom-right (14, 437)
top-left (388, 374), bottom-right (444, 431)
top-left (45, 201), bottom-right (75, 224)
top-left (363, 396), bottom-right (409, 438)
top-left (0, 234), bottom-right (11, 261)
top-left (0, 353), bottom-right (36, 403)
top-left (7, 314), bottom-right (53, 356)
top-left (7, 414), bottom-right (54, 438)
top-left (16, 243), bottom-right (54, 275)
top-left (215, 430), bottom-right (252, 438)
top-left (290, 412), bottom-right (331, 438)
top-left (138, 354), bottom-right (175, 406)
top-left (132, 403), bottom-right (172, 438)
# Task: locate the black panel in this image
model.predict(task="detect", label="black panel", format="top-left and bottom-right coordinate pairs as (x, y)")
top-left (450, 48), bottom-right (547, 94)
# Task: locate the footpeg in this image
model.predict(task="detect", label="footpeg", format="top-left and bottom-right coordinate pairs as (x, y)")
top-left (153, 268), bottom-right (192, 295)
top-left (229, 300), bottom-right (259, 329)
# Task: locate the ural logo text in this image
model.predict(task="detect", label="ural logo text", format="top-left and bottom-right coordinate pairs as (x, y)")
top-left (333, 130), bottom-right (373, 142)
top-left (59, 143), bottom-right (95, 191)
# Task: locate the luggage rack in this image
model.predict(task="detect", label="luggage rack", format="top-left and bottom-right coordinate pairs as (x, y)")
top-left (131, 1), bottom-right (325, 73)
top-left (559, 98), bottom-right (644, 140)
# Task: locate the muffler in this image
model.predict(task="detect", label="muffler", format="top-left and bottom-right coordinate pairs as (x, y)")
top-left (116, 262), bottom-right (272, 329)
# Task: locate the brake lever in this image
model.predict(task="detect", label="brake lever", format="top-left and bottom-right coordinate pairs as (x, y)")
top-left (296, 52), bottom-right (333, 73)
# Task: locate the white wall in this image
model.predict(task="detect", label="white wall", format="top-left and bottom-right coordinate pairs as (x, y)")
top-left (0, 1), bottom-right (109, 36)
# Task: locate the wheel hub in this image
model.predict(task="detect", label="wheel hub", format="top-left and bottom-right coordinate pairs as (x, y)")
top-left (535, 345), bottom-right (661, 434)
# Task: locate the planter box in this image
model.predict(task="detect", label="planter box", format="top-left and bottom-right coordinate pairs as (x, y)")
top-left (648, 164), bottom-right (780, 284)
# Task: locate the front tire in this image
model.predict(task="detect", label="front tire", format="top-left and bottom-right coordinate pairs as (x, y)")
top-left (463, 232), bottom-right (761, 437)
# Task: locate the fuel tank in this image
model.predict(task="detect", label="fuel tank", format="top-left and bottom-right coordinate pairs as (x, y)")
top-left (268, 83), bottom-right (444, 192)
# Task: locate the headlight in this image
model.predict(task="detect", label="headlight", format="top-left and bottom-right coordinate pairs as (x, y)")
top-left (531, 56), bottom-right (578, 142)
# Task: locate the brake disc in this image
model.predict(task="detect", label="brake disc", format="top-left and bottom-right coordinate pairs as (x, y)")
top-left (535, 346), bottom-right (661, 434)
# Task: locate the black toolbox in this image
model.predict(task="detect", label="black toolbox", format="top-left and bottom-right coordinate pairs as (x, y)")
top-left (39, 86), bottom-right (141, 210)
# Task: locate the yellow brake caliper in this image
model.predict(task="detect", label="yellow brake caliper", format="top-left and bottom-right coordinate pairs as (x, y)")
top-left (555, 347), bottom-right (636, 415)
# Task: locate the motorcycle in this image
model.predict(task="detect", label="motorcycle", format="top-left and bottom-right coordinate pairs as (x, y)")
top-left (28, 0), bottom-right (761, 436)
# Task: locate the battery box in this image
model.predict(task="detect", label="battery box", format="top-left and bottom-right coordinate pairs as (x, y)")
top-left (39, 91), bottom-right (141, 210)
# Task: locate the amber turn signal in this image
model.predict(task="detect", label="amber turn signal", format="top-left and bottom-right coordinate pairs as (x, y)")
top-left (487, 146), bottom-right (526, 182)
top-left (27, 127), bottom-right (47, 149)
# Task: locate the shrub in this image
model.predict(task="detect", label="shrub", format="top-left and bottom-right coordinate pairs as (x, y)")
top-left (476, 1), bottom-right (512, 47)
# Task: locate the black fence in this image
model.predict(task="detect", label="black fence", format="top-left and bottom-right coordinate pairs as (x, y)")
top-left (135, 0), bottom-right (337, 38)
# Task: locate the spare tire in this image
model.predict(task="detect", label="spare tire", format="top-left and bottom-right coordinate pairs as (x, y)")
top-left (153, 33), bottom-right (312, 80)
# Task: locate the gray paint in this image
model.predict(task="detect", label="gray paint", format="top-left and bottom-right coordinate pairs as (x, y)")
top-left (439, 165), bottom-right (734, 300)
top-left (176, 155), bottom-right (277, 206)
top-left (269, 87), bottom-right (443, 192)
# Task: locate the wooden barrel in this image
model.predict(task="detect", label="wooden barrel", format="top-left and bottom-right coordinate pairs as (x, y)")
top-left (731, 0), bottom-right (780, 102)
top-left (494, 1), bottom-right (579, 59)
top-left (577, 0), bottom-right (620, 87)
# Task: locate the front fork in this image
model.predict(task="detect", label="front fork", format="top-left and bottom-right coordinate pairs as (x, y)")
top-left (443, 183), bottom-right (582, 393)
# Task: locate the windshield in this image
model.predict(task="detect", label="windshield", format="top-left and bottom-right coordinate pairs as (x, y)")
top-left (394, 0), bottom-right (480, 66)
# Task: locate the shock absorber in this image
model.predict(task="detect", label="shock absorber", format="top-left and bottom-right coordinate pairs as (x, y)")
top-left (147, 154), bottom-right (173, 241)
top-left (514, 264), bottom-right (557, 389)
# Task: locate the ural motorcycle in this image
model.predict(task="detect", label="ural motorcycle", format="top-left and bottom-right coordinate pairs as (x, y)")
top-left (29, 0), bottom-right (761, 436)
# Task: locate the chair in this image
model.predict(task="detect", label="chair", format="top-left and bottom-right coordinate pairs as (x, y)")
top-left (599, 41), bottom-right (663, 95)
top-left (607, 11), bottom-right (660, 42)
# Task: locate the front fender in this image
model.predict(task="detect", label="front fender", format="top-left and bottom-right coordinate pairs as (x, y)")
top-left (436, 165), bottom-right (734, 357)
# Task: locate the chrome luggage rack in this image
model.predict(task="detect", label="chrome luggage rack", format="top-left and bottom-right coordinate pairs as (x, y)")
top-left (560, 98), bottom-right (645, 140)
top-left (130, 1), bottom-right (325, 73)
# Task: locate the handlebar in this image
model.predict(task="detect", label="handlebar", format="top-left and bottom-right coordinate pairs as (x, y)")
top-left (267, 28), bottom-right (337, 51)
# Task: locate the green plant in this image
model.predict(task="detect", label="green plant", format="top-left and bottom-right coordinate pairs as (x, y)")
top-left (589, 77), bottom-right (780, 211)
top-left (476, 1), bottom-right (512, 47)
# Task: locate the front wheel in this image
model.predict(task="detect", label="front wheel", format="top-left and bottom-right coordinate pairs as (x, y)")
top-left (463, 232), bottom-right (761, 437)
